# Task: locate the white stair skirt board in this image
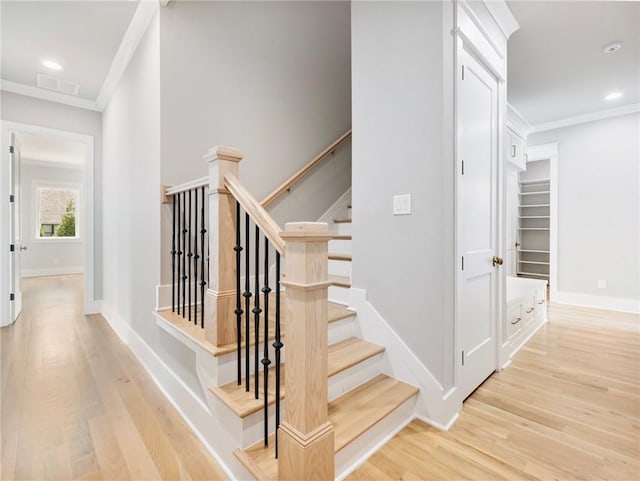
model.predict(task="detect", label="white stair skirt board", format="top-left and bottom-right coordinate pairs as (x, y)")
top-left (554, 291), bottom-right (640, 314)
top-left (348, 288), bottom-right (461, 428)
top-left (335, 395), bottom-right (417, 481)
top-left (99, 302), bottom-right (242, 480)
top-left (318, 187), bottom-right (352, 225)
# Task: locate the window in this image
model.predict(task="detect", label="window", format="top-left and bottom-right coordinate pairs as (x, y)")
top-left (35, 185), bottom-right (80, 240)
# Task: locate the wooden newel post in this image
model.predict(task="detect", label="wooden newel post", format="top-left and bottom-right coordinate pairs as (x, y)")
top-left (204, 145), bottom-right (243, 346)
top-left (278, 222), bottom-right (335, 481)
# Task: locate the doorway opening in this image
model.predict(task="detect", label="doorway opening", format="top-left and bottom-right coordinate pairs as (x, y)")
top-left (1, 121), bottom-right (95, 326)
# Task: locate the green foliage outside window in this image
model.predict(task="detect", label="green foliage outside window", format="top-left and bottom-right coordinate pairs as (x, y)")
top-left (54, 200), bottom-right (76, 237)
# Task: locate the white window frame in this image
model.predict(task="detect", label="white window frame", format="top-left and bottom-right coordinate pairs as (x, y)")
top-left (32, 180), bottom-right (82, 243)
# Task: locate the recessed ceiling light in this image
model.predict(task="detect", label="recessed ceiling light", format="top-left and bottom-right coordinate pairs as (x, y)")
top-left (42, 60), bottom-right (63, 71)
top-left (603, 41), bottom-right (623, 54)
top-left (604, 91), bottom-right (623, 101)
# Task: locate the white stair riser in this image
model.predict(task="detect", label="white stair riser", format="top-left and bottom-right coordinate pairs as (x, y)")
top-left (335, 395), bottom-right (417, 480)
top-left (329, 285), bottom-right (350, 305)
top-left (216, 343), bottom-right (284, 386)
top-left (329, 239), bottom-right (352, 254)
top-left (328, 314), bottom-right (359, 344)
top-left (239, 352), bottom-right (384, 448)
top-left (329, 259), bottom-right (352, 277)
top-left (334, 222), bottom-right (352, 236)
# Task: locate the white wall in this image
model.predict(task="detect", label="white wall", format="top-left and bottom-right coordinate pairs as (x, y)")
top-left (20, 162), bottom-right (84, 276)
top-left (351, 1), bottom-right (455, 388)
top-left (102, 12), bottom-right (161, 342)
top-left (529, 112), bottom-right (640, 310)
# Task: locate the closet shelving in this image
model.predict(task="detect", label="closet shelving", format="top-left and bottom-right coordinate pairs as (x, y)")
top-left (517, 178), bottom-right (550, 279)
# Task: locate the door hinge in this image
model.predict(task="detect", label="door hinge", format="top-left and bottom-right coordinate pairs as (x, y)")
top-left (462, 65), bottom-right (465, 80)
top-left (9, 293), bottom-right (14, 301)
top-left (461, 350), bottom-right (465, 366)
top-left (461, 256), bottom-right (464, 271)
top-left (9, 195), bottom-right (14, 203)
top-left (10, 244), bottom-right (14, 252)
top-left (9, 145), bottom-right (14, 154)
top-left (461, 160), bottom-right (465, 175)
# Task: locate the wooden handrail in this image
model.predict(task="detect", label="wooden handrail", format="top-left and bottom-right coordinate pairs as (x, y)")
top-left (260, 129), bottom-right (352, 208)
top-left (224, 172), bottom-right (286, 254)
top-left (162, 176), bottom-right (209, 203)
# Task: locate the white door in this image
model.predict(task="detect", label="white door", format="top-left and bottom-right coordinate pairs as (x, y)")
top-left (457, 48), bottom-right (500, 400)
top-left (9, 133), bottom-right (23, 322)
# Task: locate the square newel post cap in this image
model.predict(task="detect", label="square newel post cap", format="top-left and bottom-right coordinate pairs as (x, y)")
top-left (204, 145), bottom-right (243, 164)
top-left (280, 222), bottom-right (333, 242)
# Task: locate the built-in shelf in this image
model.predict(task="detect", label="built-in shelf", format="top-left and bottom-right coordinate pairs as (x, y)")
top-left (518, 249), bottom-right (549, 254)
top-left (517, 271), bottom-right (550, 278)
top-left (519, 191), bottom-right (551, 195)
top-left (519, 216), bottom-right (550, 219)
top-left (518, 260), bottom-right (550, 265)
top-left (519, 228), bottom-right (550, 231)
top-left (520, 204), bottom-right (550, 208)
top-left (519, 178), bottom-right (550, 185)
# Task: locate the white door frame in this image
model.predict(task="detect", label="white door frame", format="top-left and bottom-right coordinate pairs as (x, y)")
top-left (525, 142), bottom-right (558, 300)
top-left (1, 121), bottom-right (96, 323)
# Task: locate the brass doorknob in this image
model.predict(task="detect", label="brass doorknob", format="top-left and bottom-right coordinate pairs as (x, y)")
top-left (492, 256), bottom-right (504, 267)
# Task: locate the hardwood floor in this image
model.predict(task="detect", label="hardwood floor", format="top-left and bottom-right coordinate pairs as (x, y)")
top-left (347, 303), bottom-right (640, 481)
top-left (1, 275), bottom-right (227, 481)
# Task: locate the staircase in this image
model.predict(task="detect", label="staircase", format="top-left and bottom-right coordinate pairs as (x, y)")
top-left (155, 142), bottom-right (420, 480)
top-left (227, 199), bottom-right (419, 480)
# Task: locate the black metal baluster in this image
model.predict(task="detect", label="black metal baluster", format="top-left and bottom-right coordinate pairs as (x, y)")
top-left (244, 213), bottom-right (251, 392)
top-left (234, 201), bottom-right (243, 385)
top-left (188, 189), bottom-right (192, 323)
top-left (261, 237), bottom-right (272, 446)
top-left (177, 193), bottom-right (182, 316)
top-left (182, 191), bottom-right (187, 317)
top-left (171, 194), bottom-right (176, 312)
top-left (194, 189), bottom-right (198, 324)
top-left (200, 186), bottom-right (206, 328)
top-left (273, 251), bottom-right (282, 458)
top-left (253, 226), bottom-right (261, 399)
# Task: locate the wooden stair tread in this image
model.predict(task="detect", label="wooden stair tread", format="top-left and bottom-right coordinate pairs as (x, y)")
top-left (329, 253), bottom-right (352, 262)
top-left (156, 301), bottom-right (354, 358)
top-left (235, 374), bottom-right (418, 480)
top-left (333, 218), bottom-right (352, 223)
top-left (331, 234), bottom-right (352, 240)
top-left (209, 338), bottom-right (384, 418)
top-left (328, 274), bottom-right (351, 288)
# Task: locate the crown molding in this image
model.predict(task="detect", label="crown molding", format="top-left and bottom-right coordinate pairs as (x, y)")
top-left (95, 0), bottom-right (160, 111)
top-left (507, 103), bottom-right (534, 138)
top-left (483, 0), bottom-right (520, 40)
top-left (0, 79), bottom-right (100, 111)
top-left (533, 103), bottom-right (640, 133)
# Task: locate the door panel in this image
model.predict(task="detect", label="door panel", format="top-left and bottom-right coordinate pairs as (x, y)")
top-left (458, 47), bottom-right (499, 400)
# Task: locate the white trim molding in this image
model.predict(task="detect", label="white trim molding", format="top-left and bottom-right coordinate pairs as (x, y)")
top-left (555, 291), bottom-right (640, 314)
top-left (507, 103), bottom-right (534, 139)
top-left (95, 0), bottom-right (160, 110)
top-left (22, 266), bottom-right (84, 278)
top-left (0, 79), bottom-right (100, 112)
top-left (533, 103), bottom-right (640, 133)
top-left (484, 0), bottom-right (520, 39)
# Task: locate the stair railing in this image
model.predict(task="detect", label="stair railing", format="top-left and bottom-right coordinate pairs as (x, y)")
top-left (206, 145), bottom-right (335, 480)
top-left (163, 177), bottom-right (209, 327)
top-left (260, 129), bottom-right (351, 209)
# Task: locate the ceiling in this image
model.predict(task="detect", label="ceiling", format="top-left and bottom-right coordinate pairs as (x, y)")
top-left (507, 1), bottom-right (640, 126)
top-left (16, 132), bottom-right (85, 166)
top-left (1, 0), bottom-right (138, 101)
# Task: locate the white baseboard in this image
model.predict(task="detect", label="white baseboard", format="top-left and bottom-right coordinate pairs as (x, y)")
top-left (99, 301), bottom-right (240, 481)
top-left (22, 266), bottom-right (84, 278)
top-left (554, 291), bottom-right (640, 313)
top-left (416, 411), bottom-right (460, 431)
top-left (349, 288), bottom-right (461, 428)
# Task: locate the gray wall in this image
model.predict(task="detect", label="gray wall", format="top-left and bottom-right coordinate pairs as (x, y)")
top-left (102, 13), bottom-right (161, 343)
top-left (351, 1), bottom-right (455, 388)
top-left (529, 112), bottom-right (640, 302)
top-left (1, 91), bottom-right (103, 297)
top-left (20, 162), bottom-right (84, 275)
top-left (158, 0), bottom-right (352, 283)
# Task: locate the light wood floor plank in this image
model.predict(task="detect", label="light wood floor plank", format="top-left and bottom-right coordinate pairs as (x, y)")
top-left (1, 275), bottom-right (227, 481)
top-left (348, 302), bottom-right (640, 481)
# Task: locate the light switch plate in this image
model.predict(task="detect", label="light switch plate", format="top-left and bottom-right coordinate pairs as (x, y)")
top-left (393, 194), bottom-right (411, 215)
